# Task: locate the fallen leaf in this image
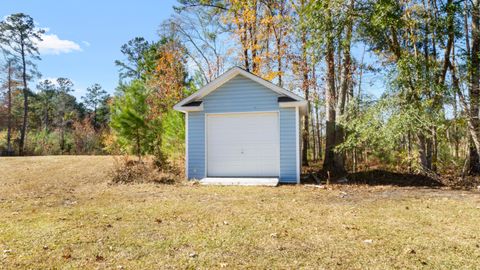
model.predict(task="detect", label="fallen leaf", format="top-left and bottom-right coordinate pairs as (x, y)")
top-left (342, 225), bottom-right (359, 230)
top-left (96, 255), bottom-right (105, 261)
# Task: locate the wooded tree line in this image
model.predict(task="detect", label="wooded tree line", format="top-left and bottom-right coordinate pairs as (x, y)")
top-left (0, 13), bottom-right (189, 163)
top-left (2, 0), bottom-right (480, 179)
top-left (168, 0), bottom-right (480, 177)
top-left (0, 14), bottom-right (110, 155)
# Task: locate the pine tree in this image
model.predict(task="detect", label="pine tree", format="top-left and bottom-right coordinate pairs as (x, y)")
top-left (0, 13), bottom-right (44, 155)
top-left (110, 80), bottom-right (150, 160)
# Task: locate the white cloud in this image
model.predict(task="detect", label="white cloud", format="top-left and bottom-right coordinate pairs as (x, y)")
top-left (82, 41), bottom-right (91, 47)
top-left (36, 30), bottom-right (82, 55)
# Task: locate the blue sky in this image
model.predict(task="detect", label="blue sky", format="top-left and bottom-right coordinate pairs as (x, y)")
top-left (1, 0), bottom-right (385, 100)
top-left (1, 0), bottom-right (178, 99)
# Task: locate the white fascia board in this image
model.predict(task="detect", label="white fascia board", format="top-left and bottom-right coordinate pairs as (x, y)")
top-left (174, 68), bottom-right (240, 109)
top-left (185, 112), bottom-right (189, 179)
top-left (295, 106), bottom-right (300, 184)
top-left (232, 69), bottom-right (305, 101)
top-left (173, 103), bottom-right (204, 113)
top-left (279, 100), bottom-right (308, 115)
top-left (174, 67), bottom-right (306, 111)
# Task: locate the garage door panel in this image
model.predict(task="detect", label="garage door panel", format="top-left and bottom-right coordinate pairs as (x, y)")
top-left (207, 113), bottom-right (279, 177)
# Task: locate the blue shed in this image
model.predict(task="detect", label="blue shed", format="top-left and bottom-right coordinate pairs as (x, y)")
top-left (174, 67), bottom-right (307, 185)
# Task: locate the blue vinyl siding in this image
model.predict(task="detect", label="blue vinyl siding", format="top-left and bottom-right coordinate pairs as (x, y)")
top-left (203, 75), bottom-right (280, 113)
top-left (280, 108), bottom-right (297, 183)
top-left (186, 74), bottom-right (298, 183)
top-left (187, 112), bottom-right (205, 179)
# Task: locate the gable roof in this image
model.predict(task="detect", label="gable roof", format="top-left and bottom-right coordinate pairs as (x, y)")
top-left (174, 67), bottom-right (307, 113)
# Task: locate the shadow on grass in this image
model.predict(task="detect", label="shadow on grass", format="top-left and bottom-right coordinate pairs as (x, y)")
top-left (303, 169), bottom-right (444, 187)
top-left (346, 170), bottom-right (443, 187)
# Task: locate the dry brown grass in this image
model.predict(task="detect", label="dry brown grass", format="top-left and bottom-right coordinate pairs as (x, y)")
top-left (110, 156), bottom-right (181, 185)
top-left (1, 156), bottom-right (480, 269)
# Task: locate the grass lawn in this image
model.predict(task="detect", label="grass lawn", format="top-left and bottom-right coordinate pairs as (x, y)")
top-left (1, 156), bottom-right (480, 269)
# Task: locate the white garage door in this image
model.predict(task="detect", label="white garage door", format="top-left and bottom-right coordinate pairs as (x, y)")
top-left (207, 112), bottom-right (279, 177)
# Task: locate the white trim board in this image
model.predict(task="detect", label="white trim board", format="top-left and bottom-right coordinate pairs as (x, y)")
top-left (206, 110), bottom-right (279, 115)
top-left (295, 106), bottom-right (300, 184)
top-left (280, 101), bottom-right (308, 115)
top-left (200, 177), bottom-right (279, 186)
top-left (185, 112), bottom-right (189, 178)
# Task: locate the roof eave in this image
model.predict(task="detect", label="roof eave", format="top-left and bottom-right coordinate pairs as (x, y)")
top-left (279, 100), bottom-right (308, 115)
top-left (174, 67), bottom-right (306, 109)
top-left (173, 103), bottom-right (204, 113)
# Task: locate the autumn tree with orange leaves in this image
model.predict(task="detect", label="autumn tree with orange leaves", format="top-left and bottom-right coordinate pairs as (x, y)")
top-left (110, 36), bottom-right (190, 165)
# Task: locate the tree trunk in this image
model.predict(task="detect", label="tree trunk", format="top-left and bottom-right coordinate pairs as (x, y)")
top-left (453, 91), bottom-right (459, 158)
top-left (249, 3), bottom-right (259, 75)
top-left (94, 105), bottom-right (97, 129)
top-left (136, 129), bottom-right (141, 161)
top-left (337, 0), bottom-right (353, 119)
top-left (276, 37), bottom-right (283, 86)
top-left (425, 135), bottom-right (433, 169)
top-left (352, 148), bottom-right (357, 173)
top-left (422, 6), bottom-right (434, 172)
top-left (60, 94), bottom-right (66, 153)
top-left (407, 131), bottom-right (412, 172)
top-left (322, 7), bottom-right (343, 173)
top-left (311, 107), bottom-right (317, 161)
top-left (19, 41), bottom-right (28, 156)
top-left (334, 2), bottom-right (353, 171)
top-left (7, 61), bottom-right (13, 153)
top-left (450, 46), bottom-right (480, 166)
top-left (61, 122), bottom-right (65, 153)
top-left (469, 0), bottom-right (480, 174)
top-left (44, 98), bottom-right (49, 132)
top-left (242, 21), bottom-right (250, 71)
top-left (301, 28), bottom-right (309, 166)
top-left (417, 133), bottom-right (429, 170)
top-left (432, 128), bottom-right (438, 171)
top-left (316, 102), bottom-right (322, 160)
